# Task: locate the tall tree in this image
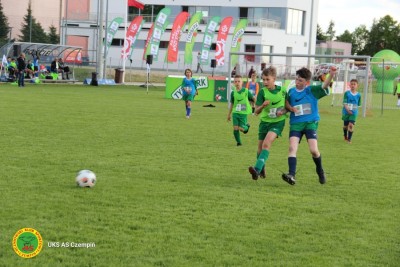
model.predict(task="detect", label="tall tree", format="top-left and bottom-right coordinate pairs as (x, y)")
top-left (47, 25), bottom-right (59, 44)
top-left (351, 25), bottom-right (369, 55)
top-left (316, 24), bottom-right (326, 41)
top-left (0, 0), bottom-right (10, 45)
top-left (326, 20), bottom-right (336, 41)
top-left (336, 30), bottom-right (352, 43)
top-left (19, 0), bottom-right (48, 43)
top-left (364, 15), bottom-right (399, 56)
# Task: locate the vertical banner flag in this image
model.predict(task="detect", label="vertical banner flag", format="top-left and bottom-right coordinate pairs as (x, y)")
top-left (230, 19), bottom-right (247, 68)
top-left (215, 16), bottom-right (233, 66)
top-left (121, 16), bottom-right (143, 59)
top-left (104, 17), bottom-right (124, 56)
top-left (2, 54), bottom-right (7, 66)
top-left (184, 11), bottom-right (203, 64)
top-left (167, 11), bottom-right (189, 62)
top-left (145, 7), bottom-right (171, 61)
top-left (143, 23), bottom-right (154, 61)
top-left (200, 16), bottom-right (221, 65)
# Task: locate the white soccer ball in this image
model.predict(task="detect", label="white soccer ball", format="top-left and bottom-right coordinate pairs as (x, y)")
top-left (76, 170), bottom-right (97, 188)
top-left (215, 94), bottom-right (222, 101)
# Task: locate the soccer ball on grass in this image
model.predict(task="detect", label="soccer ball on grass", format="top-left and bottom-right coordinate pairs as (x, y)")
top-left (76, 170), bottom-right (97, 188)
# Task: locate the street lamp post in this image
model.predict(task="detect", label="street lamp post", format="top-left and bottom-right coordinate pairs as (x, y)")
top-left (8, 27), bottom-right (13, 43)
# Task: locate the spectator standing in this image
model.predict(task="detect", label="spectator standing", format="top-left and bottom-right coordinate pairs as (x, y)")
top-left (17, 53), bottom-right (26, 87)
top-left (248, 66), bottom-right (255, 78)
top-left (32, 51), bottom-right (40, 76)
top-left (196, 52), bottom-right (203, 73)
top-left (394, 80), bottom-right (400, 107)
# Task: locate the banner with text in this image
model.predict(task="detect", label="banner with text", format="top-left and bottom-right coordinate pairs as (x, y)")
top-left (230, 19), bottom-right (247, 68)
top-left (142, 23), bottom-right (154, 61)
top-left (121, 16), bottom-right (143, 59)
top-left (104, 17), bottom-right (123, 56)
top-left (215, 16), bottom-right (233, 66)
top-left (200, 16), bottom-right (221, 66)
top-left (167, 11), bottom-right (189, 63)
top-left (145, 7), bottom-right (171, 61)
top-left (184, 11), bottom-right (203, 65)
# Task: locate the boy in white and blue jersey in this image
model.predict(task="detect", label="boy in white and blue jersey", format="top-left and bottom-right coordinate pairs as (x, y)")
top-left (282, 66), bottom-right (336, 185)
top-left (342, 79), bottom-right (361, 143)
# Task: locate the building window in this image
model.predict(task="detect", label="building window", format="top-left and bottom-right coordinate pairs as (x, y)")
top-left (286, 9), bottom-right (304, 35)
top-left (159, 41), bottom-right (168, 49)
top-left (262, 45), bottom-right (272, 64)
top-left (245, 44), bottom-right (256, 62)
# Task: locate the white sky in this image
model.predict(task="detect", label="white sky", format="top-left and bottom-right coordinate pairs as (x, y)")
top-left (317, 0), bottom-right (400, 35)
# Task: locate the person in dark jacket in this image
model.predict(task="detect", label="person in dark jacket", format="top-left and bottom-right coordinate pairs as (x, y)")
top-left (17, 53), bottom-right (26, 87)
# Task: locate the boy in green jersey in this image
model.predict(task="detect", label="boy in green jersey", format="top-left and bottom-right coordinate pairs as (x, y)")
top-left (248, 66), bottom-right (287, 180)
top-left (227, 75), bottom-right (256, 146)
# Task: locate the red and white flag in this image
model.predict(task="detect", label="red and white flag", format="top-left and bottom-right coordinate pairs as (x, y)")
top-left (215, 16), bottom-right (233, 66)
top-left (121, 16), bottom-right (143, 59)
top-left (128, 0), bottom-right (144, 10)
top-left (167, 12), bottom-right (189, 62)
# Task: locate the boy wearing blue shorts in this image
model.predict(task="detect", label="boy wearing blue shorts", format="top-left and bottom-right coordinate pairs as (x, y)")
top-left (282, 66), bottom-right (337, 185)
top-left (342, 79), bottom-right (361, 143)
top-left (227, 75), bottom-right (255, 146)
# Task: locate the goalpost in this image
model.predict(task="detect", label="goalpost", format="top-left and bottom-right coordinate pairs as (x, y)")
top-left (227, 52), bottom-right (371, 117)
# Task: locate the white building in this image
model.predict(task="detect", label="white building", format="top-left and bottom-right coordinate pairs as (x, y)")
top-left (60, 0), bottom-right (319, 74)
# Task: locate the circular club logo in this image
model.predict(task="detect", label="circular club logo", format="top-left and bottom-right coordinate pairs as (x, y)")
top-left (12, 228), bottom-right (43, 258)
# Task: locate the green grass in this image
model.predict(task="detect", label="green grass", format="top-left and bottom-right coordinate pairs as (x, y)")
top-left (0, 84), bottom-right (398, 266)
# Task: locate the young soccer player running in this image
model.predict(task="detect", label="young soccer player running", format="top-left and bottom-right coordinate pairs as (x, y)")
top-left (282, 66), bottom-right (337, 185)
top-left (342, 79), bottom-right (361, 143)
top-left (227, 75), bottom-right (255, 146)
top-left (248, 66), bottom-right (287, 180)
top-left (181, 69), bottom-right (197, 119)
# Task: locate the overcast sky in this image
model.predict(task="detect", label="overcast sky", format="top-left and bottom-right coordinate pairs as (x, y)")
top-left (317, 0), bottom-right (400, 35)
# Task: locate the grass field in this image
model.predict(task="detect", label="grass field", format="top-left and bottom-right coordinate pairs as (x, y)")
top-left (0, 83), bottom-right (398, 267)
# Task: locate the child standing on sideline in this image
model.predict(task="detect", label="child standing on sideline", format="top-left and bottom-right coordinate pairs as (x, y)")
top-left (248, 66), bottom-right (287, 180)
top-left (227, 75), bottom-right (255, 146)
top-left (394, 80), bottom-right (400, 107)
top-left (282, 66), bottom-right (337, 185)
top-left (246, 72), bottom-right (260, 114)
top-left (181, 69), bottom-right (197, 119)
top-left (342, 79), bottom-right (361, 143)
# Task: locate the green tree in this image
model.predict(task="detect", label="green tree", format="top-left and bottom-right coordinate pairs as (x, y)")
top-left (326, 20), bottom-right (336, 41)
top-left (19, 0), bottom-right (48, 43)
top-left (47, 25), bottom-right (59, 44)
top-left (316, 24), bottom-right (326, 41)
top-left (351, 25), bottom-right (369, 55)
top-left (336, 30), bottom-right (352, 43)
top-left (0, 0), bottom-right (10, 45)
top-left (364, 15), bottom-right (399, 56)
